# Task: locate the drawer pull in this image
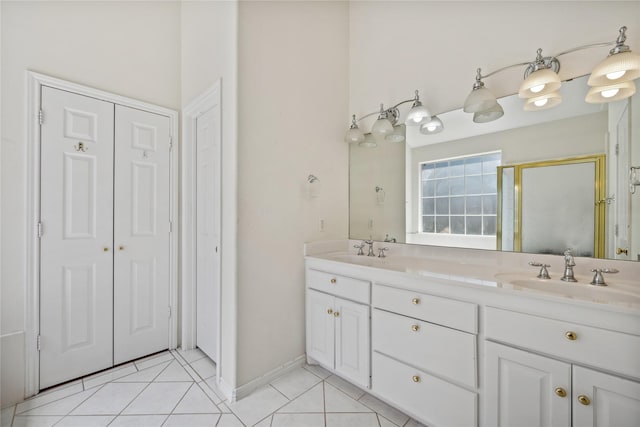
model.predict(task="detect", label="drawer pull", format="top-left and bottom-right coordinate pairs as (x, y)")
top-left (565, 331), bottom-right (577, 341)
top-left (411, 297), bottom-right (420, 305)
top-left (327, 308), bottom-right (333, 315)
top-left (554, 387), bottom-right (567, 398)
top-left (412, 375), bottom-right (421, 383)
top-left (411, 324), bottom-right (420, 332)
top-left (578, 395), bottom-right (591, 406)
top-left (330, 278), bottom-right (337, 284)
top-left (334, 311), bottom-right (340, 317)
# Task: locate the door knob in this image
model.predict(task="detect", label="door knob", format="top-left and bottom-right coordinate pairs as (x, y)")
top-left (118, 245), bottom-right (124, 251)
top-left (103, 247), bottom-right (109, 252)
top-left (327, 308), bottom-right (333, 315)
top-left (554, 387), bottom-right (567, 398)
top-left (578, 395), bottom-right (591, 406)
top-left (616, 247), bottom-right (628, 255)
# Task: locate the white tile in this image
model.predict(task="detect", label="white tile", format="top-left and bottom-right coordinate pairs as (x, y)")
top-left (55, 415), bottom-right (115, 426)
top-left (324, 383), bottom-right (372, 413)
top-left (216, 414), bottom-right (245, 427)
top-left (325, 413), bottom-right (380, 427)
top-left (325, 375), bottom-right (366, 400)
top-left (272, 413), bottom-right (325, 427)
top-left (270, 367), bottom-right (322, 400)
top-left (404, 419), bottom-right (427, 427)
top-left (83, 364), bottom-right (137, 389)
top-left (199, 380), bottom-right (223, 405)
top-left (169, 350), bottom-right (187, 366)
top-left (172, 383), bottom-right (220, 414)
top-left (378, 415), bottom-right (400, 427)
top-left (203, 377), bottom-right (227, 403)
top-left (182, 364), bottom-right (201, 382)
top-left (16, 382), bottom-right (84, 414)
top-left (153, 360), bottom-right (193, 382)
top-left (226, 385), bottom-right (288, 426)
top-left (189, 357), bottom-right (216, 380)
top-left (11, 415), bottom-right (62, 427)
top-left (114, 361), bottom-right (171, 383)
top-left (277, 383), bottom-right (324, 413)
top-left (163, 414), bottom-right (221, 427)
top-left (177, 347), bottom-right (207, 364)
top-left (122, 382), bottom-right (191, 415)
top-left (358, 394), bottom-right (409, 427)
top-left (218, 402), bottom-right (232, 413)
top-left (1, 405), bottom-right (15, 426)
top-left (254, 415), bottom-right (273, 427)
top-left (108, 415), bottom-right (167, 426)
top-left (21, 388), bottom-right (99, 416)
top-left (134, 351), bottom-right (175, 371)
top-left (71, 383), bottom-right (147, 415)
top-left (303, 364), bottom-right (332, 379)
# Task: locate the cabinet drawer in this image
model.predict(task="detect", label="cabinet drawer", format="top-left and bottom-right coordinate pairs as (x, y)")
top-left (486, 307), bottom-right (640, 380)
top-left (373, 284), bottom-right (477, 333)
top-left (373, 309), bottom-right (476, 388)
top-left (307, 269), bottom-right (370, 304)
top-left (372, 352), bottom-right (477, 427)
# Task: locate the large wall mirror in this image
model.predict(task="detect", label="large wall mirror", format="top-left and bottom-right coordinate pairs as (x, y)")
top-left (349, 75), bottom-right (640, 261)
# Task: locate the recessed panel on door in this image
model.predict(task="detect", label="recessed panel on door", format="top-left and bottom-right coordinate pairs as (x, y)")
top-left (40, 86), bottom-right (114, 389)
top-left (113, 105), bottom-right (170, 364)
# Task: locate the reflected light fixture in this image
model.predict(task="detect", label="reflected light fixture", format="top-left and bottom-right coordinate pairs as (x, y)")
top-left (405, 90), bottom-right (431, 125)
top-left (588, 26), bottom-right (640, 87)
top-left (473, 102), bottom-right (504, 123)
top-left (585, 80), bottom-right (636, 103)
top-left (344, 114), bottom-right (366, 144)
top-left (419, 115), bottom-right (444, 134)
top-left (371, 104), bottom-right (394, 140)
top-left (463, 68), bottom-right (498, 113)
top-left (523, 90), bottom-right (562, 111)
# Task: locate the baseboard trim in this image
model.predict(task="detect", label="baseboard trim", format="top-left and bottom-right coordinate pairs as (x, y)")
top-left (232, 355), bottom-right (306, 401)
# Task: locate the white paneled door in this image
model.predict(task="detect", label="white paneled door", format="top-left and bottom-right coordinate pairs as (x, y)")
top-left (113, 105), bottom-right (171, 364)
top-left (39, 87), bottom-right (171, 388)
top-left (196, 105), bottom-right (221, 362)
top-left (40, 86), bottom-right (115, 389)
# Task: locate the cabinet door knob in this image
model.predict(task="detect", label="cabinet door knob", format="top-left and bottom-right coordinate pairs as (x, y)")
top-left (327, 308), bottom-right (333, 315)
top-left (411, 324), bottom-right (420, 332)
top-left (103, 247), bottom-right (110, 252)
top-left (578, 395), bottom-right (591, 406)
top-left (554, 387), bottom-right (567, 398)
top-left (565, 331), bottom-right (577, 341)
top-left (330, 278), bottom-right (337, 284)
top-left (411, 298), bottom-right (420, 305)
top-left (334, 311), bottom-right (340, 317)
top-left (412, 375), bottom-right (420, 383)
top-left (118, 245), bottom-right (124, 251)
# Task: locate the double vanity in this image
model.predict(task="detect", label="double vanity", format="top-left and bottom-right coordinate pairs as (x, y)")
top-left (304, 240), bottom-right (640, 427)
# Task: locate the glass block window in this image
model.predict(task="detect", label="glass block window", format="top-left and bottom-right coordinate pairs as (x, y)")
top-left (420, 152), bottom-right (501, 236)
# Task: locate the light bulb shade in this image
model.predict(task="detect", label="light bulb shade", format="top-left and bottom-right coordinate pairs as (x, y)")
top-left (523, 91), bottom-right (562, 111)
top-left (588, 51), bottom-right (640, 86)
top-left (473, 102), bottom-right (504, 123)
top-left (371, 117), bottom-right (394, 139)
top-left (585, 80), bottom-right (636, 103)
top-left (518, 68), bottom-right (562, 98)
top-left (405, 103), bottom-right (431, 126)
top-left (344, 126), bottom-right (365, 144)
top-left (385, 124), bottom-right (406, 143)
top-left (358, 135), bottom-right (377, 148)
top-left (419, 116), bottom-right (444, 134)
top-left (464, 86), bottom-right (498, 113)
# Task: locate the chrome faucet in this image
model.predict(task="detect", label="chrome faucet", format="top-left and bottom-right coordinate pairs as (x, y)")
top-left (353, 242), bottom-right (366, 256)
top-left (364, 239), bottom-right (375, 257)
top-left (384, 234), bottom-right (397, 243)
top-left (529, 261), bottom-right (551, 279)
top-left (561, 248), bottom-right (577, 282)
top-left (590, 268), bottom-right (619, 286)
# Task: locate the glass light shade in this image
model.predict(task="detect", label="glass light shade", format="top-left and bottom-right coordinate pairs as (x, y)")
top-left (371, 117), bottom-right (394, 139)
top-left (385, 124), bottom-right (406, 143)
top-left (523, 91), bottom-right (562, 111)
top-left (585, 80), bottom-right (636, 103)
top-left (518, 68), bottom-right (562, 98)
top-left (587, 51), bottom-right (640, 86)
top-left (419, 116), bottom-right (444, 134)
top-left (473, 102), bottom-right (504, 123)
top-left (358, 135), bottom-right (377, 148)
top-left (463, 86), bottom-right (498, 113)
top-left (344, 126), bottom-right (365, 144)
top-left (405, 103), bottom-right (431, 126)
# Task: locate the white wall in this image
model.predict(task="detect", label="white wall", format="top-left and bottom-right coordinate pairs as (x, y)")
top-left (236, 1), bottom-right (349, 386)
top-left (1, 1), bottom-right (181, 407)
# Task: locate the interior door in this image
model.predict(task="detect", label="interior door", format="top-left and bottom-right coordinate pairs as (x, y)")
top-left (39, 86), bottom-right (115, 389)
top-left (611, 101), bottom-right (631, 259)
top-left (113, 105), bottom-right (171, 364)
top-left (196, 105), bottom-right (221, 361)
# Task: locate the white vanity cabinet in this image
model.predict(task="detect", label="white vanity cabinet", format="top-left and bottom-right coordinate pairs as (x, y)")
top-left (485, 307), bottom-right (640, 427)
top-left (306, 269), bottom-right (371, 389)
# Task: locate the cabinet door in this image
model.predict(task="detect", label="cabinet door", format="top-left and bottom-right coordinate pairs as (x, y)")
top-left (335, 298), bottom-right (370, 389)
top-left (306, 290), bottom-right (335, 368)
top-left (485, 342), bottom-right (571, 427)
top-left (573, 366), bottom-right (640, 427)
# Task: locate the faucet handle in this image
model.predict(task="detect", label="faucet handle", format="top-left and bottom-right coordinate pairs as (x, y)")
top-left (590, 268), bottom-right (619, 286)
top-left (353, 242), bottom-right (365, 256)
top-left (378, 247), bottom-right (389, 258)
top-left (529, 261), bottom-right (551, 279)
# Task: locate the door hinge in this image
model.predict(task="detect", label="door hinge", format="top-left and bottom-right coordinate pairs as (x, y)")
top-left (615, 143), bottom-right (620, 156)
top-left (37, 222), bottom-right (43, 238)
top-left (37, 335), bottom-right (41, 351)
top-left (38, 109), bottom-right (44, 125)
top-left (169, 136), bottom-right (173, 151)
top-left (168, 306), bottom-right (172, 318)
top-left (169, 220), bottom-right (173, 233)
top-left (615, 224), bottom-right (619, 237)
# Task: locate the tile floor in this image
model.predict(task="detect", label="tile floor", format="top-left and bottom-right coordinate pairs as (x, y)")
top-left (1, 349), bottom-right (425, 427)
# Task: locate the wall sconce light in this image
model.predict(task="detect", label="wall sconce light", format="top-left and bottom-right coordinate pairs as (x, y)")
top-left (420, 115), bottom-right (444, 134)
top-left (344, 90), bottom-right (438, 147)
top-left (464, 26), bottom-right (640, 122)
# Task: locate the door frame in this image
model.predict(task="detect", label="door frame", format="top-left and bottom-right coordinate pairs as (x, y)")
top-left (25, 71), bottom-right (179, 396)
top-left (180, 81), bottom-right (222, 380)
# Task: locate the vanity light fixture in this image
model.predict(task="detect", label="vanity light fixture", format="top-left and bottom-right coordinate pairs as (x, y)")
top-left (420, 115), bottom-right (444, 134)
top-left (473, 102), bottom-right (504, 123)
top-left (585, 80), bottom-right (636, 103)
top-left (588, 26), bottom-right (640, 87)
top-left (463, 69), bottom-right (499, 113)
top-left (518, 49), bottom-right (561, 99)
top-left (345, 90), bottom-right (436, 146)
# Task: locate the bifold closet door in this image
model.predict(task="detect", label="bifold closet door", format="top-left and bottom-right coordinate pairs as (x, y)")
top-left (39, 86), bottom-right (115, 389)
top-left (113, 105), bottom-right (171, 364)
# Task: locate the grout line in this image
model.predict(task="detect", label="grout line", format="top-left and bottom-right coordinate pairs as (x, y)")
top-left (323, 381), bottom-right (327, 427)
top-left (268, 384), bottom-right (291, 402)
top-left (193, 381), bottom-right (222, 410)
top-left (48, 384), bottom-right (105, 426)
